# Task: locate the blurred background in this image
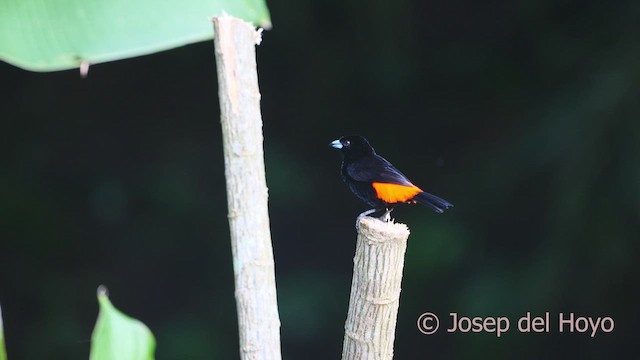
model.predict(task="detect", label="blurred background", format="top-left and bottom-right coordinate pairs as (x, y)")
top-left (1, 0), bottom-right (638, 359)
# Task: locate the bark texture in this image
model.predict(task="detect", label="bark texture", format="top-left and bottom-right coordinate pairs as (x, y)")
top-left (212, 15), bottom-right (281, 360)
top-left (342, 217), bottom-right (410, 360)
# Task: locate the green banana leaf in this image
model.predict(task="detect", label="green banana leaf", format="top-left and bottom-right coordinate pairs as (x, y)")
top-left (0, 0), bottom-right (270, 71)
top-left (90, 286), bottom-right (156, 360)
top-left (0, 305), bottom-right (7, 360)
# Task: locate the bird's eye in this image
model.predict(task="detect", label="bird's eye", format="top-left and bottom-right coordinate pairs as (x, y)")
top-left (344, 140), bottom-right (351, 146)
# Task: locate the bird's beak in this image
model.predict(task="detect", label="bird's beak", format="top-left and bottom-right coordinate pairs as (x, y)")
top-left (330, 139), bottom-right (343, 149)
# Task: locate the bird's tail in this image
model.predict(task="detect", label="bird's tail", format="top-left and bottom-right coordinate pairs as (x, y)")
top-left (415, 192), bottom-right (453, 213)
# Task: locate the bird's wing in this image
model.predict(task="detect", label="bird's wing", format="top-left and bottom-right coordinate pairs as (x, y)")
top-left (345, 155), bottom-right (415, 187)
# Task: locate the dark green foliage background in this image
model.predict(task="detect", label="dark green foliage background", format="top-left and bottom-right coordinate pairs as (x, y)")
top-left (1, 0), bottom-right (638, 359)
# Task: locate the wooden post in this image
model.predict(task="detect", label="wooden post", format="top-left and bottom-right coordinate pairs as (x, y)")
top-left (212, 14), bottom-right (281, 360)
top-left (342, 216), bottom-right (410, 360)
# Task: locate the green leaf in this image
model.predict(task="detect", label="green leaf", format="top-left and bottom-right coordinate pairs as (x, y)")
top-left (90, 286), bottom-right (156, 360)
top-left (0, 0), bottom-right (271, 71)
top-left (0, 305), bottom-right (7, 360)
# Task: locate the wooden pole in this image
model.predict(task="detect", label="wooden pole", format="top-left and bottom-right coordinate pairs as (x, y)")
top-left (212, 14), bottom-right (281, 360)
top-left (342, 216), bottom-right (410, 360)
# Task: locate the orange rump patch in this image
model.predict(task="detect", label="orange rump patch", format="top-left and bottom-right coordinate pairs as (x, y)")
top-left (372, 182), bottom-right (423, 203)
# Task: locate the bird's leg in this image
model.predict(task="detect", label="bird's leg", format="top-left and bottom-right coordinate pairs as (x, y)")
top-left (358, 208), bottom-right (377, 218)
top-left (379, 208), bottom-right (394, 222)
top-left (355, 208), bottom-right (378, 231)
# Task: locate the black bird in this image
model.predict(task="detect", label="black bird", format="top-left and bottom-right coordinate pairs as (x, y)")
top-left (330, 135), bottom-right (453, 222)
